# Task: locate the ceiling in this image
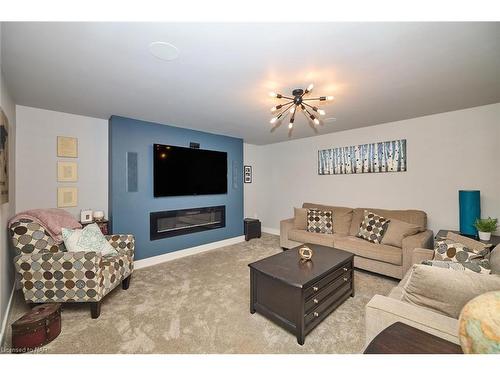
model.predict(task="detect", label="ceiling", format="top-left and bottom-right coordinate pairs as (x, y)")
top-left (2, 22), bottom-right (500, 144)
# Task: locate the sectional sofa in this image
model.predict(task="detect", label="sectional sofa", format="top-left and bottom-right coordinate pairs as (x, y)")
top-left (280, 203), bottom-right (434, 279)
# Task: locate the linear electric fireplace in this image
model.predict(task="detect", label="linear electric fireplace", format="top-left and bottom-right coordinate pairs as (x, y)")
top-left (150, 205), bottom-right (226, 240)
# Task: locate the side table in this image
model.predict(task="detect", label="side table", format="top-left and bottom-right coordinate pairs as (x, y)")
top-left (80, 220), bottom-right (109, 235)
top-left (364, 322), bottom-right (462, 354)
top-left (436, 229), bottom-right (500, 247)
top-left (244, 218), bottom-right (261, 241)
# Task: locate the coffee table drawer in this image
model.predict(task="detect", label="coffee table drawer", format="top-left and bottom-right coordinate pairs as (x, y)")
top-left (304, 272), bottom-right (352, 313)
top-left (304, 282), bottom-right (352, 326)
top-left (304, 261), bottom-right (352, 299)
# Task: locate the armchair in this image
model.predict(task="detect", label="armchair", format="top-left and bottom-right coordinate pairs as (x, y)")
top-left (10, 218), bottom-right (134, 318)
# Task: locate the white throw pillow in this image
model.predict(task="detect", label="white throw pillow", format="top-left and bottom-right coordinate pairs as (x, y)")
top-left (62, 223), bottom-right (117, 256)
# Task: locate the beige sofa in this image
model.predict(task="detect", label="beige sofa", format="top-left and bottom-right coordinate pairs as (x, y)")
top-left (365, 245), bottom-right (500, 346)
top-left (365, 247), bottom-right (460, 345)
top-left (280, 203), bottom-right (434, 279)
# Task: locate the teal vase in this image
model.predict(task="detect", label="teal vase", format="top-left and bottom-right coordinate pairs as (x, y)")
top-left (459, 190), bottom-right (480, 236)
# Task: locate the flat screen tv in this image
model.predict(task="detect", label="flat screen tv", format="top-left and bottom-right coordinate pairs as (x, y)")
top-left (153, 144), bottom-right (227, 197)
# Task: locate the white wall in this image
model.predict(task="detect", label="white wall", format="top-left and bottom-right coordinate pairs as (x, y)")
top-left (15, 106), bottom-right (108, 218)
top-left (0, 22), bottom-right (17, 343)
top-left (243, 143), bottom-right (268, 220)
top-left (244, 103), bottom-right (500, 235)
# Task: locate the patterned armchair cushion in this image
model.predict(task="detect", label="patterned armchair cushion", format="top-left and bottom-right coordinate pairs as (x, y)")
top-left (10, 219), bottom-right (64, 255)
top-left (15, 251), bottom-right (101, 302)
top-left (99, 252), bottom-right (133, 296)
top-left (106, 234), bottom-right (135, 256)
top-left (13, 231), bottom-right (135, 304)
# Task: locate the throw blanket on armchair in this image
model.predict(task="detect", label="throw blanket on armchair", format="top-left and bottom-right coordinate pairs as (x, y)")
top-left (8, 208), bottom-right (82, 244)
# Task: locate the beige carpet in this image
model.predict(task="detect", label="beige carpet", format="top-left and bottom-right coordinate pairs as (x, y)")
top-left (5, 234), bottom-right (397, 353)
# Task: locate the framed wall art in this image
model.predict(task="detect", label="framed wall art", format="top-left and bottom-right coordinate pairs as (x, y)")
top-left (57, 136), bottom-right (78, 158)
top-left (318, 139), bottom-right (407, 175)
top-left (57, 187), bottom-right (78, 207)
top-left (57, 161), bottom-right (78, 182)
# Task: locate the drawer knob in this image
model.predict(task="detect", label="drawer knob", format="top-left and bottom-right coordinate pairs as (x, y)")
top-left (313, 286), bottom-right (318, 292)
top-left (313, 298), bottom-right (319, 304)
top-left (343, 267), bottom-right (348, 271)
top-left (343, 277), bottom-right (348, 282)
top-left (313, 312), bottom-right (319, 317)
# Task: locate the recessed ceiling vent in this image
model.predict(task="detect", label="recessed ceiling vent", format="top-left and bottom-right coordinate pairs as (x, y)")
top-left (149, 42), bottom-right (179, 61)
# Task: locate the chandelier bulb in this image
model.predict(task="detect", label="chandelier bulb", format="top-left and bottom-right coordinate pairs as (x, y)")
top-left (318, 109), bottom-right (326, 116)
top-left (307, 83), bottom-right (314, 92)
top-left (290, 106), bottom-right (296, 114)
top-left (326, 96), bottom-right (334, 101)
top-left (269, 92), bottom-right (277, 98)
top-left (314, 118), bottom-right (320, 125)
top-left (288, 123), bottom-right (293, 129)
top-left (270, 106), bottom-right (277, 112)
top-left (270, 117), bottom-right (278, 124)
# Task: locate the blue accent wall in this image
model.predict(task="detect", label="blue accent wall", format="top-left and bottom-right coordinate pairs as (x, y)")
top-left (109, 116), bottom-right (244, 261)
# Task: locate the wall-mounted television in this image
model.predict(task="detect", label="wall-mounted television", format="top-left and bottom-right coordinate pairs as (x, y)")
top-left (153, 144), bottom-right (227, 197)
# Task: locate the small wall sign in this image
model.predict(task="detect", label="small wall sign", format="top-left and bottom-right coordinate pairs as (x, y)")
top-left (244, 165), bottom-right (252, 183)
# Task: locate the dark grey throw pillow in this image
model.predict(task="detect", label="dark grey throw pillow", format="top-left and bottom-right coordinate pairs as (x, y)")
top-left (306, 209), bottom-right (333, 234)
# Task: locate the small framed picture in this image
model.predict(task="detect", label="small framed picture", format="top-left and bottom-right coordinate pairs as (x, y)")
top-left (57, 161), bottom-right (78, 182)
top-left (80, 209), bottom-right (93, 224)
top-left (57, 187), bottom-right (78, 207)
top-left (57, 136), bottom-right (78, 158)
top-left (244, 165), bottom-right (252, 183)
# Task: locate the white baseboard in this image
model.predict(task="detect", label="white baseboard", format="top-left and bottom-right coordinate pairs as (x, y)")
top-left (134, 235), bottom-right (245, 270)
top-left (262, 227), bottom-right (279, 235)
top-left (0, 282), bottom-right (16, 346)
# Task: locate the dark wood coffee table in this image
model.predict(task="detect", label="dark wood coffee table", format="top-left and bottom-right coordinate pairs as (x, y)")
top-left (248, 244), bottom-right (354, 345)
top-left (364, 322), bottom-right (463, 354)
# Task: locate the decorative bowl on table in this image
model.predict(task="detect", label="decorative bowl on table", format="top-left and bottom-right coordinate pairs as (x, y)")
top-left (298, 246), bottom-right (313, 261)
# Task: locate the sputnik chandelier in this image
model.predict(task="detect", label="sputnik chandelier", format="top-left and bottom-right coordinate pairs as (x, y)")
top-left (269, 84), bottom-right (334, 134)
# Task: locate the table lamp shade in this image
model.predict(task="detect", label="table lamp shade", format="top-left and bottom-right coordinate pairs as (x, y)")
top-left (459, 190), bottom-right (480, 236)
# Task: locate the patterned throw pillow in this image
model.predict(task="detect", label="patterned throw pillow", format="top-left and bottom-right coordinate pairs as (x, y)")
top-left (422, 259), bottom-right (491, 274)
top-left (434, 240), bottom-right (488, 262)
top-left (357, 210), bottom-right (390, 244)
top-left (306, 209), bottom-right (333, 234)
top-left (431, 239), bottom-right (491, 274)
top-left (62, 223), bottom-right (117, 256)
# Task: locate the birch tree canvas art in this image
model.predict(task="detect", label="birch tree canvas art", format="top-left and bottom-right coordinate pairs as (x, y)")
top-left (318, 139), bottom-right (407, 175)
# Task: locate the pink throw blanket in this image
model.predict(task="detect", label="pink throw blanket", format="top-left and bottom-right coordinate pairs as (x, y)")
top-left (8, 208), bottom-right (82, 244)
